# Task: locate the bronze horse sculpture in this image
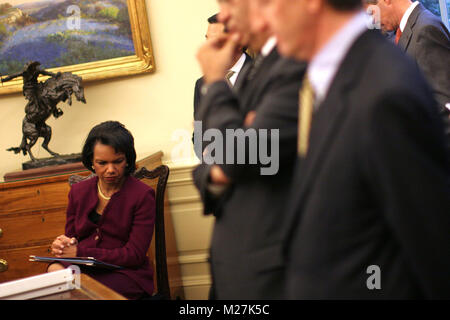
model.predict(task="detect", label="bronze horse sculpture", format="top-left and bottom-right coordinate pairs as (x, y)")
top-left (1, 61), bottom-right (86, 162)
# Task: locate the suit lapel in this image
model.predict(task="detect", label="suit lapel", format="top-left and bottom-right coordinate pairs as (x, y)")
top-left (233, 53), bottom-right (253, 93)
top-left (288, 31), bottom-right (378, 219)
top-left (240, 49), bottom-right (280, 113)
top-left (291, 79), bottom-right (350, 209)
top-left (398, 4), bottom-right (423, 51)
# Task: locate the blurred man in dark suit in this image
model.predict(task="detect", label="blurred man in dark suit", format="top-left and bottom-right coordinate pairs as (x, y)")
top-left (375, 0), bottom-right (450, 144)
top-left (264, 0), bottom-right (450, 298)
top-left (193, 0), bottom-right (305, 299)
top-left (193, 13), bottom-right (252, 159)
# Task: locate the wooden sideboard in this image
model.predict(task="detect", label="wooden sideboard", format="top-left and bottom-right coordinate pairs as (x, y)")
top-left (0, 151), bottom-right (184, 299)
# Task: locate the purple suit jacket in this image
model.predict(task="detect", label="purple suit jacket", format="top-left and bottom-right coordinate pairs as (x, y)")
top-left (65, 175), bottom-right (156, 296)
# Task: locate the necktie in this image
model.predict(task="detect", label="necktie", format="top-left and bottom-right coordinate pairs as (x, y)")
top-left (225, 70), bottom-right (235, 87)
top-left (395, 28), bottom-right (402, 45)
top-left (298, 76), bottom-right (315, 157)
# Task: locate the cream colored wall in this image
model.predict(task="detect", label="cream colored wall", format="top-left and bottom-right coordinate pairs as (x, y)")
top-left (0, 0), bottom-right (217, 177)
top-left (167, 162), bottom-right (215, 300)
top-left (0, 0), bottom-right (218, 299)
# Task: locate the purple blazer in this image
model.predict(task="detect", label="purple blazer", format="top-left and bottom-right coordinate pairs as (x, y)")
top-left (65, 175), bottom-right (156, 297)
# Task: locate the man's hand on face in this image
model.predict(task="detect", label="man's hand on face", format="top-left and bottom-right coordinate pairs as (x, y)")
top-left (197, 33), bottom-right (242, 84)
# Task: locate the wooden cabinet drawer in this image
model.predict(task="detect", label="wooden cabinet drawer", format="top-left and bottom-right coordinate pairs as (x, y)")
top-left (0, 181), bottom-right (70, 214)
top-left (0, 209), bottom-right (66, 249)
top-left (0, 245), bottom-right (52, 283)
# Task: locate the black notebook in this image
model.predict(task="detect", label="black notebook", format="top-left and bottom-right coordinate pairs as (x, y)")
top-left (29, 256), bottom-right (123, 270)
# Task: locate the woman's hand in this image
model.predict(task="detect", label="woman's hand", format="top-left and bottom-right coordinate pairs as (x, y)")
top-left (51, 235), bottom-right (78, 257)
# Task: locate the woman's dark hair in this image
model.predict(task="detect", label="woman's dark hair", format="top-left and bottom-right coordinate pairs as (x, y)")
top-left (82, 121), bottom-right (137, 176)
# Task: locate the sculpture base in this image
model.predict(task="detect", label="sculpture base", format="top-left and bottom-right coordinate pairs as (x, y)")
top-left (22, 153), bottom-right (83, 170)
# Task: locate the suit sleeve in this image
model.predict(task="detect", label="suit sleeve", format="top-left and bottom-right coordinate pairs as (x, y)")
top-left (364, 90), bottom-right (450, 298)
top-left (76, 189), bottom-right (156, 268)
top-left (415, 24), bottom-right (450, 150)
top-left (225, 68), bottom-right (301, 179)
top-left (415, 24), bottom-right (450, 108)
top-left (193, 78), bottom-right (203, 159)
top-left (192, 163), bottom-right (231, 216)
top-left (197, 80), bottom-right (242, 130)
top-left (193, 78), bottom-right (203, 120)
top-left (198, 63), bottom-right (304, 181)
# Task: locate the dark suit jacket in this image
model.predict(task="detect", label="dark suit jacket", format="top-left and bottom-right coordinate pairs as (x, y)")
top-left (398, 4), bottom-right (450, 146)
top-left (399, 3), bottom-right (450, 108)
top-left (193, 48), bottom-right (306, 299)
top-left (284, 30), bottom-right (450, 299)
top-left (193, 53), bottom-right (252, 158)
top-left (193, 52), bottom-right (252, 119)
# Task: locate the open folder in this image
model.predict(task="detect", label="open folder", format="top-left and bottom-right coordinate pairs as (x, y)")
top-left (29, 256), bottom-right (123, 270)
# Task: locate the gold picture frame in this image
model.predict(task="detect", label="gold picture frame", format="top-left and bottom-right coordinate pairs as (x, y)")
top-left (0, 0), bottom-right (155, 95)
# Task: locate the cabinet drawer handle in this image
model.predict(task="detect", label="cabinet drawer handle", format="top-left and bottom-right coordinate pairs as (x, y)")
top-left (0, 259), bottom-right (8, 273)
top-left (0, 228), bottom-right (2, 238)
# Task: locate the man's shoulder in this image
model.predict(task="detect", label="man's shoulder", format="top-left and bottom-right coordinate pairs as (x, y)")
top-left (195, 77), bottom-right (204, 88)
top-left (126, 175), bottom-right (154, 194)
top-left (347, 31), bottom-right (427, 94)
top-left (358, 30), bottom-right (411, 68)
top-left (257, 47), bottom-right (305, 82)
top-left (407, 7), bottom-right (449, 55)
top-left (273, 57), bottom-right (307, 76)
top-left (413, 4), bottom-right (447, 32)
top-left (69, 175), bottom-right (96, 199)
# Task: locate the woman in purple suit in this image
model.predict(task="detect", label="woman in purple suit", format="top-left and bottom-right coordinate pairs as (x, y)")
top-left (47, 121), bottom-right (156, 299)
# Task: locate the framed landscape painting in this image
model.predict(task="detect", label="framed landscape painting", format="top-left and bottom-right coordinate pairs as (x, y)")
top-left (0, 0), bottom-right (155, 95)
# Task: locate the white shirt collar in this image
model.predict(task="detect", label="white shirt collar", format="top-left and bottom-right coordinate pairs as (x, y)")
top-left (399, 1), bottom-right (419, 32)
top-left (228, 53), bottom-right (247, 86)
top-left (308, 11), bottom-right (368, 105)
top-left (227, 37), bottom-right (276, 86)
top-left (261, 36), bottom-right (277, 57)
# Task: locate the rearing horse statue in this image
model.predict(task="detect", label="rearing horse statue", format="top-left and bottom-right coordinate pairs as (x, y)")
top-left (1, 61), bottom-right (86, 162)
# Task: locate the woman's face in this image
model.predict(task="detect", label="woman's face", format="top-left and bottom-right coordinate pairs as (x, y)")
top-left (92, 142), bottom-right (127, 187)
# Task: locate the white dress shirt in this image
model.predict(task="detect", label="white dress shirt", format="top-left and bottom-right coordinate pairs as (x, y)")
top-left (307, 11), bottom-right (368, 107)
top-left (399, 1), bottom-right (420, 32)
top-left (228, 52), bottom-right (247, 86)
top-left (261, 36), bottom-right (277, 57)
